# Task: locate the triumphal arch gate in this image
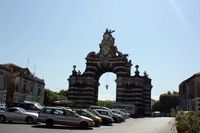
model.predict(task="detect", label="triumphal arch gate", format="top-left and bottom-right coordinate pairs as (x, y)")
top-left (67, 30), bottom-right (152, 116)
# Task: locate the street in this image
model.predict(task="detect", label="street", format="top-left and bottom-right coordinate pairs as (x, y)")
top-left (0, 117), bottom-right (177, 133)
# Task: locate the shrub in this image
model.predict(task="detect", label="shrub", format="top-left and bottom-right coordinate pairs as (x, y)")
top-left (176, 112), bottom-right (200, 133)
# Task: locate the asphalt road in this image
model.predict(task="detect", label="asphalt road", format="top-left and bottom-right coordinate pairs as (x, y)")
top-left (0, 117), bottom-right (177, 133)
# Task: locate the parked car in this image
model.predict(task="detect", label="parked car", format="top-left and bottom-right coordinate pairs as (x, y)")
top-left (111, 109), bottom-right (126, 121)
top-left (0, 107), bottom-right (38, 124)
top-left (153, 111), bottom-right (161, 117)
top-left (90, 106), bottom-right (122, 123)
top-left (74, 109), bottom-right (102, 126)
top-left (112, 103), bottom-right (135, 117)
top-left (94, 108), bottom-right (122, 123)
top-left (17, 101), bottom-right (43, 113)
top-left (94, 108), bottom-right (123, 123)
top-left (38, 107), bottom-right (95, 128)
top-left (118, 108), bottom-right (130, 118)
top-left (87, 109), bottom-right (113, 125)
top-left (111, 112), bottom-right (124, 123)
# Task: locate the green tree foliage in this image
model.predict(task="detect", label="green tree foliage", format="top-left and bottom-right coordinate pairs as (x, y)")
top-left (97, 100), bottom-right (113, 108)
top-left (44, 89), bottom-right (66, 106)
top-left (160, 91), bottom-right (179, 114)
top-left (58, 89), bottom-right (68, 97)
top-left (170, 108), bottom-right (179, 117)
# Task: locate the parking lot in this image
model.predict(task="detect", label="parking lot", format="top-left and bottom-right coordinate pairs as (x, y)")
top-left (0, 117), bottom-right (177, 133)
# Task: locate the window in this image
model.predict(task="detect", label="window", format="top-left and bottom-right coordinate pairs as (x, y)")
top-left (43, 108), bottom-right (53, 114)
top-left (19, 103), bottom-right (31, 110)
top-left (23, 84), bottom-right (26, 93)
top-left (65, 110), bottom-right (75, 117)
top-left (53, 109), bottom-right (64, 116)
top-left (0, 74), bottom-right (3, 90)
top-left (97, 110), bottom-right (109, 116)
top-left (7, 108), bottom-right (17, 112)
top-left (16, 85), bottom-right (19, 92)
top-left (30, 86), bottom-right (33, 93)
top-left (37, 86), bottom-right (41, 96)
top-left (82, 111), bottom-right (89, 117)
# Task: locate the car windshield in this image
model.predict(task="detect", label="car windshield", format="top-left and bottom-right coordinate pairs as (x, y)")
top-left (34, 103), bottom-right (43, 110)
top-left (85, 110), bottom-right (96, 117)
top-left (91, 110), bottom-right (101, 116)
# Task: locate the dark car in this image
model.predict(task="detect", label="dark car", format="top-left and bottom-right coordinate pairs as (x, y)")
top-left (88, 109), bottom-right (113, 125)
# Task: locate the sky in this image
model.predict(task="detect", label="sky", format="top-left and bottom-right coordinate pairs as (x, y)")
top-left (0, 0), bottom-right (200, 100)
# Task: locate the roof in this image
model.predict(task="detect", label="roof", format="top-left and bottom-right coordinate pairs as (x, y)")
top-left (0, 63), bottom-right (31, 74)
top-left (0, 63), bottom-right (45, 84)
top-left (180, 72), bottom-right (200, 86)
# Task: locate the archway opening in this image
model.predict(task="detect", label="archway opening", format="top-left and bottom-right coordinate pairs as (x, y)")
top-left (98, 72), bottom-right (116, 101)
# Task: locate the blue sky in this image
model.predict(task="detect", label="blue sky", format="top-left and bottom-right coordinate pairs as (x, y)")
top-left (1, 0), bottom-right (200, 100)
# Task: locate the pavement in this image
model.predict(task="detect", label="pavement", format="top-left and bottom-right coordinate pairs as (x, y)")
top-left (0, 117), bottom-right (178, 133)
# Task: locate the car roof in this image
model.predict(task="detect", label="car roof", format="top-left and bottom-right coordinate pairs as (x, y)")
top-left (7, 107), bottom-right (24, 110)
top-left (43, 106), bottom-right (71, 110)
top-left (95, 109), bottom-right (109, 112)
top-left (74, 109), bottom-right (86, 111)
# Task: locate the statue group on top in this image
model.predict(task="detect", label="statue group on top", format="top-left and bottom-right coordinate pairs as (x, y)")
top-left (87, 29), bottom-right (128, 58)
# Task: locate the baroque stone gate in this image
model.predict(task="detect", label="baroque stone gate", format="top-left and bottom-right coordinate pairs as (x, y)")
top-left (68, 30), bottom-right (152, 116)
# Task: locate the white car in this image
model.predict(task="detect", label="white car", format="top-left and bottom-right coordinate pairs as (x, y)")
top-left (0, 107), bottom-right (38, 124)
top-left (38, 107), bottom-right (95, 128)
top-left (153, 111), bottom-right (161, 117)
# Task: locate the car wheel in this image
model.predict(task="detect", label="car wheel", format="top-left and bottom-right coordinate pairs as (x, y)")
top-left (113, 117), bottom-right (119, 123)
top-left (0, 115), bottom-right (6, 123)
top-left (46, 119), bottom-right (54, 127)
top-left (95, 122), bottom-right (100, 127)
top-left (80, 121), bottom-right (88, 129)
top-left (26, 116), bottom-right (34, 124)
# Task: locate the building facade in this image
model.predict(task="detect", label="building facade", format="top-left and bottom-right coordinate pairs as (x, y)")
top-left (179, 73), bottom-right (200, 114)
top-left (0, 63), bottom-right (45, 105)
top-left (67, 30), bottom-right (152, 116)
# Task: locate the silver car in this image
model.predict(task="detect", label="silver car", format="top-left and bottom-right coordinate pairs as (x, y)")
top-left (38, 107), bottom-right (95, 128)
top-left (0, 107), bottom-right (38, 124)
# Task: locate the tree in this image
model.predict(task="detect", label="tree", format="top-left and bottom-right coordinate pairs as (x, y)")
top-left (97, 100), bottom-right (113, 108)
top-left (159, 91), bottom-right (179, 114)
top-left (152, 100), bottom-right (160, 112)
top-left (44, 89), bottom-right (65, 106)
top-left (58, 89), bottom-right (68, 97)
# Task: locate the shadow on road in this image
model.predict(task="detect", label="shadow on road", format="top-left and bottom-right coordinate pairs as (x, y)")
top-left (0, 121), bottom-right (31, 125)
top-left (32, 124), bottom-right (93, 130)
